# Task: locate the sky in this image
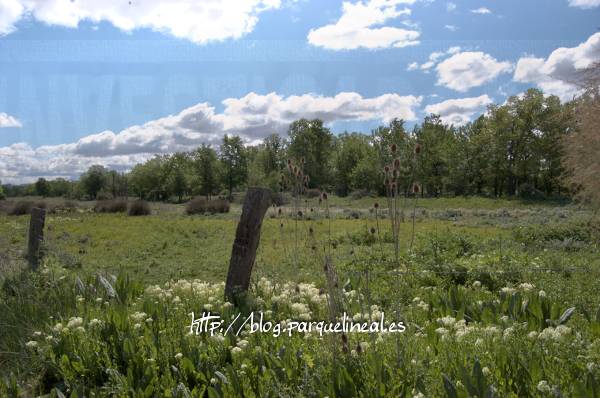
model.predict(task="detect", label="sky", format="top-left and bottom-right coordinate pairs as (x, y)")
top-left (0, 0), bottom-right (599, 184)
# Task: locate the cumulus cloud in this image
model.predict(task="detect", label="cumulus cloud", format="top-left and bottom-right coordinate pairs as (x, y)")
top-left (568, 0), bottom-right (600, 8)
top-left (470, 7), bottom-right (491, 14)
top-left (0, 0), bottom-right (281, 44)
top-left (0, 91), bottom-right (422, 183)
top-left (513, 32), bottom-right (600, 100)
top-left (424, 95), bottom-right (492, 126)
top-left (307, 0), bottom-right (420, 50)
top-left (446, 2), bottom-right (457, 11)
top-left (436, 51), bottom-right (513, 92)
top-left (444, 24), bottom-right (458, 31)
top-left (0, 112), bottom-right (22, 128)
top-left (406, 46), bottom-right (461, 72)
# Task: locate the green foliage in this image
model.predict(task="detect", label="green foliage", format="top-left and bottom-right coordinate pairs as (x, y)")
top-left (185, 197), bottom-right (230, 215)
top-left (80, 165), bottom-right (109, 200)
top-left (220, 135), bottom-right (248, 199)
top-left (287, 119), bottom-right (334, 189)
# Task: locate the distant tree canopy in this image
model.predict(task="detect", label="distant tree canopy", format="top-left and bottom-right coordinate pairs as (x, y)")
top-left (2, 88), bottom-right (588, 202)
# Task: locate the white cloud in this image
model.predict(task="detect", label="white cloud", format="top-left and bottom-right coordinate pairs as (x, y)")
top-left (513, 32), bottom-right (600, 100)
top-left (307, 0), bottom-right (420, 50)
top-left (568, 0), bottom-right (600, 8)
top-left (444, 24), bottom-right (458, 31)
top-left (0, 91), bottom-right (422, 183)
top-left (436, 51), bottom-right (513, 92)
top-left (407, 46), bottom-right (461, 72)
top-left (446, 2), bottom-right (457, 11)
top-left (0, 0), bottom-right (281, 44)
top-left (470, 7), bottom-right (491, 14)
top-left (0, 112), bottom-right (22, 128)
top-left (0, 0), bottom-right (25, 35)
top-left (424, 95), bottom-right (492, 125)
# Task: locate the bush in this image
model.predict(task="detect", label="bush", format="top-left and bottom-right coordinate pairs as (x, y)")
top-left (186, 197), bottom-right (230, 215)
top-left (271, 192), bottom-right (290, 206)
top-left (8, 200), bottom-right (46, 216)
top-left (518, 183), bottom-right (546, 200)
top-left (305, 189), bottom-right (321, 199)
top-left (93, 199), bottom-right (127, 213)
top-left (128, 200), bottom-right (151, 216)
top-left (349, 189), bottom-right (374, 200)
top-left (95, 191), bottom-right (114, 201)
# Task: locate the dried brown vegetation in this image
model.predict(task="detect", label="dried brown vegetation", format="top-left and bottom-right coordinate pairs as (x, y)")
top-left (563, 63), bottom-right (600, 209)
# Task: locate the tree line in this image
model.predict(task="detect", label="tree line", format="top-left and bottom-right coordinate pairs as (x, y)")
top-left (0, 88), bottom-right (586, 202)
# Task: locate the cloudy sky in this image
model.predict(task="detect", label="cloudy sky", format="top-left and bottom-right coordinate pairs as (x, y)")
top-left (0, 0), bottom-right (599, 183)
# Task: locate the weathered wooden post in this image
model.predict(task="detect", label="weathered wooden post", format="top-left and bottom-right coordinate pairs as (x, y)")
top-left (27, 207), bottom-right (46, 270)
top-left (225, 187), bottom-right (271, 302)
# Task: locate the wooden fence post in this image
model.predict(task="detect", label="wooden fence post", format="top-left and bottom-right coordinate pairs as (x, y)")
top-left (27, 207), bottom-right (46, 270)
top-left (225, 187), bottom-right (271, 302)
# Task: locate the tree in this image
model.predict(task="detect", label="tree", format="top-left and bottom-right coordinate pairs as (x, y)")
top-left (287, 119), bottom-right (334, 188)
top-left (35, 178), bottom-right (51, 197)
top-left (563, 63), bottom-right (600, 208)
top-left (0, 181), bottom-right (5, 200)
top-left (333, 133), bottom-right (376, 196)
top-left (193, 144), bottom-right (220, 200)
top-left (165, 152), bottom-right (192, 202)
top-left (80, 165), bottom-right (108, 199)
top-left (220, 135), bottom-right (248, 199)
top-left (129, 157), bottom-right (165, 200)
top-left (247, 134), bottom-right (288, 192)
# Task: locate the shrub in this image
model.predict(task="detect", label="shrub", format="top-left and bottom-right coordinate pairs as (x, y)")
top-left (518, 183), bottom-right (546, 200)
top-left (93, 199), bottom-right (127, 213)
top-left (349, 189), bottom-right (374, 200)
top-left (128, 200), bottom-right (151, 216)
top-left (186, 197), bottom-right (230, 215)
top-left (95, 191), bottom-right (114, 201)
top-left (271, 192), bottom-right (290, 206)
top-left (305, 189), bottom-right (321, 198)
top-left (8, 200), bottom-right (46, 216)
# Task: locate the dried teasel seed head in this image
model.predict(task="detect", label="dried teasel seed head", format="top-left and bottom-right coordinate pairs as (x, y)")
top-left (341, 333), bottom-right (348, 344)
top-left (278, 208), bottom-right (282, 215)
top-left (384, 165), bottom-right (390, 173)
top-left (309, 226), bottom-right (314, 234)
top-left (374, 202), bottom-right (379, 208)
top-left (370, 227), bottom-right (376, 234)
top-left (390, 143), bottom-right (397, 153)
top-left (297, 210), bottom-right (303, 217)
top-left (300, 157), bottom-right (305, 164)
top-left (393, 158), bottom-right (400, 169)
top-left (287, 159), bottom-right (292, 164)
top-left (293, 166), bottom-right (298, 174)
top-left (412, 183), bottom-right (420, 194)
top-left (321, 192), bottom-right (328, 200)
top-left (415, 143), bottom-right (421, 155)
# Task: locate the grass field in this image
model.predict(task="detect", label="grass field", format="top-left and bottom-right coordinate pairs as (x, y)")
top-left (1, 196), bottom-right (599, 396)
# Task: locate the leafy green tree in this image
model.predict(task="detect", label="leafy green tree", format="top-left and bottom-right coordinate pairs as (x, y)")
top-left (333, 133), bottom-right (375, 196)
top-left (193, 144), bottom-right (220, 200)
top-left (34, 178), bottom-right (51, 197)
top-left (287, 119), bottom-right (334, 188)
top-left (80, 165), bottom-right (108, 199)
top-left (219, 135), bottom-right (248, 198)
top-left (129, 158), bottom-right (166, 200)
top-left (247, 134), bottom-right (287, 192)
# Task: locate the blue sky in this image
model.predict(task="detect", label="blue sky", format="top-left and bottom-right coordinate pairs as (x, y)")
top-left (0, 0), bottom-right (599, 183)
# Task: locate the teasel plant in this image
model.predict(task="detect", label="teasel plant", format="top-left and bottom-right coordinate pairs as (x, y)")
top-left (383, 143), bottom-right (403, 264)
